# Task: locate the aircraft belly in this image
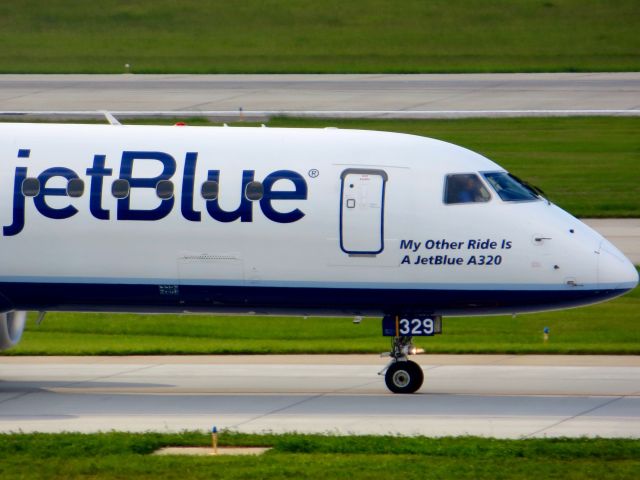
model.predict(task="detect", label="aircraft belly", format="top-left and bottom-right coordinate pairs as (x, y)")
top-left (0, 281), bottom-right (629, 316)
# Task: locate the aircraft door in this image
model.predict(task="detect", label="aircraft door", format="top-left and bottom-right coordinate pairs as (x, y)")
top-left (340, 169), bottom-right (388, 255)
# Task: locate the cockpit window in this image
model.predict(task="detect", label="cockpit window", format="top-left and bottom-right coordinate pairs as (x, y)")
top-left (444, 173), bottom-right (491, 204)
top-left (482, 172), bottom-right (540, 202)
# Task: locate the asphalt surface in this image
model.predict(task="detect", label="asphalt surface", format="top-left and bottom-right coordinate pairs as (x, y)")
top-left (0, 73), bottom-right (639, 118)
top-left (1, 355), bottom-right (639, 438)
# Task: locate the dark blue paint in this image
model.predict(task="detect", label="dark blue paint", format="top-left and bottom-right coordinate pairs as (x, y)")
top-left (0, 282), bottom-right (630, 317)
top-left (34, 167), bottom-right (79, 220)
top-left (86, 154), bottom-right (112, 220)
top-left (1, 147), bottom-right (310, 237)
top-left (180, 152), bottom-right (200, 222)
top-left (205, 170), bottom-right (254, 222)
top-left (260, 170), bottom-right (307, 223)
top-left (3, 167), bottom-right (28, 236)
top-left (117, 151), bottom-right (176, 221)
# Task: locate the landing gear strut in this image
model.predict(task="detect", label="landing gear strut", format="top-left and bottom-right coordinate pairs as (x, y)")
top-left (380, 336), bottom-right (424, 394)
top-left (379, 315), bottom-right (442, 394)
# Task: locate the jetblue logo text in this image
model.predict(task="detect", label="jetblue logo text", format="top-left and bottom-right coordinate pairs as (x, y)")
top-left (4, 150), bottom-right (308, 236)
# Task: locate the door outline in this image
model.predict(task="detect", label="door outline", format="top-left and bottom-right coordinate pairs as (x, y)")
top-left (339, 168), bottom-right (388, 255)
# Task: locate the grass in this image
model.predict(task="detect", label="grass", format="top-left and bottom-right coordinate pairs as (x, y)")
top-left (121, 116), bottom-right (640, 217)
top-left (0, 432), bottom-right (639, 479)
top-left (0, 1), bottom-right (638, 73)
top-left (7, 272), bottom-right (638, 355)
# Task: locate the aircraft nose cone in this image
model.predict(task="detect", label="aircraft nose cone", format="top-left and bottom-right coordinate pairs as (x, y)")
top-left (598, 239), bottom-right (639, 290)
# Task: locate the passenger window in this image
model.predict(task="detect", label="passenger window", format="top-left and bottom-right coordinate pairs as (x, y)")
top-left (111, 179), bottom-right (130, 199)
top-left (21, 178), bottom-right (40, 197)
top-left (444, 174), bottom-right (491, 204)
top-left (67, 178), bottom-right (85, 198)
top-left (201, 180), bottom-right (219, 200)
top-left (245, 181), bottom-right (264, 201)
top-left (155, 180), bottom-right (174, 200)
top-left (482, 172), bottom-right (540, 202)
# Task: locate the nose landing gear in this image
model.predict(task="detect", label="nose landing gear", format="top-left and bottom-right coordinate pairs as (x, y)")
top-left (379, 315), bottom-right (441, 394)
top-left (380, 336), bottom-right (424, 394)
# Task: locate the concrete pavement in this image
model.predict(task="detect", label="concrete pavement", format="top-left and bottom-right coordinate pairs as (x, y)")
top-left (1, 355), bottom-right (639, 438)
top-left (0, 73), bottom-right (638, 118)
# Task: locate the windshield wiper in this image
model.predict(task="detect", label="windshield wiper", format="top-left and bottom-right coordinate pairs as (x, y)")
top-left (509, 174), bottom-right (545, 197)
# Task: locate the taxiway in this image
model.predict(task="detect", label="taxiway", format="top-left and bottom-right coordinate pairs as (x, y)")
top-left (1, 355), bottom-right (638, 438)
top-left (0, 72), bottom-right (638, 117)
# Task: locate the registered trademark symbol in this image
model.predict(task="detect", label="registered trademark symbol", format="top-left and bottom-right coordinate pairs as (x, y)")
top-left (308, 169), bottom-right (319, 178)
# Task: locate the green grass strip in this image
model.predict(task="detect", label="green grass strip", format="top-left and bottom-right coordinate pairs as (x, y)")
top-left (1, 432), bottom-right (639, 479)
top-left (0, 1), bottom-right (638, 73)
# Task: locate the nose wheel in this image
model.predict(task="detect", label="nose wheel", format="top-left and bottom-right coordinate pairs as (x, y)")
top-left (385, 359), bottom-right (424, 394)
top-left (380, 335), bottom-right (425, 394)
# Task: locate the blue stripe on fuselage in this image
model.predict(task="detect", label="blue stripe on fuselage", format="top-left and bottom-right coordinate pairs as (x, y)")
top-left (0, 281), bottom-right (630, 316)
top-left (0, 275), bottom-right (634, 291)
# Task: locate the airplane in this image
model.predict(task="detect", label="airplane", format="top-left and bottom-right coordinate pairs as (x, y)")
top-left (0, 121), bottom-right (637, 393)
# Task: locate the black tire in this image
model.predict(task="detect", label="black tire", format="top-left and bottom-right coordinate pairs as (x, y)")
top-left (384, 360), bottom-right (424, 394)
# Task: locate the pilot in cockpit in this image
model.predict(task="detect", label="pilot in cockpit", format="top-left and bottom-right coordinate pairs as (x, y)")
top-left (447, 174), bottom-right (489, 204)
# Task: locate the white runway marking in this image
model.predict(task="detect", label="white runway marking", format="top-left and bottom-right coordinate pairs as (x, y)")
top-left (1, 355), bottom-right (639, 438)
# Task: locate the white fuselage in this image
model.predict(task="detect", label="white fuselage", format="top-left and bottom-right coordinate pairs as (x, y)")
top-left (0, 123), bottom-right (636, 316)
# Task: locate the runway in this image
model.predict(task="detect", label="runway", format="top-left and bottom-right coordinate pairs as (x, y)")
top-left (1, 355), bottom-right (639, 438)
top-left (0, 73), bottom-right (639, 118)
